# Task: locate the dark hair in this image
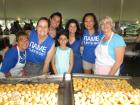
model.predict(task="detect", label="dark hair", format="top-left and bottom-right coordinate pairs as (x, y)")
top-left (82, 13), bottom-right (99, 32)
top-left (37, 17), bottom-right (50, 27)
top-left (65, 19), bottom-right (81, 39)
top-left (23, 23), bottom-right (32, 31)
top-left (0, 37), bottom-right (11, 50)
top-left (50, 12), bottom-right (63, 29)
top-left (58, 31), bottom-right (69, 39)
top-left (16, 31), bottom-right (28, 41)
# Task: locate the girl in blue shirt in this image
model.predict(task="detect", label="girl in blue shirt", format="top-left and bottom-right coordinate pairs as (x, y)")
top-left (25, 17), bottom-right (55, 76)
top-left (65, 19), bottom-right (83, 73)
top-left (51, 32), bottom-right (74, 74)
top-left (82, 13), bottom-right (103, 74)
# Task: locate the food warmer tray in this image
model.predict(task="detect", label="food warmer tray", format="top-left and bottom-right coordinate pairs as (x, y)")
top-left (71, 74), bottom-right (136, 105)
top-left (72, 74), bottom-right (135, 86)
top-left (0, 74), bottom-right (65, 105)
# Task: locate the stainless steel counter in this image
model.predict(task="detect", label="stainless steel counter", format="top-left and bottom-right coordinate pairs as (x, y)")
top-left (133, 77), bottom-right (140, 88)
top-left (0, 74), bottom-right (140, 105)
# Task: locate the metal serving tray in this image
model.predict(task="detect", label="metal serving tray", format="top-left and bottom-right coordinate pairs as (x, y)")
top-left (71, 74), bottom-right (136, 105)
top-left (0, 74), bottom-right (64, 105)
top-left (72, 74), bottom-right (135, 86)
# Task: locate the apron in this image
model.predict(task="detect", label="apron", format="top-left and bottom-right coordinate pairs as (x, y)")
top-left (95, 33), bottom-right (120, 76)
top-left (0, 70), bottom-right (5, 78)
top-left (0, 53), bottom-right (5, 78)
top-left (10, 46), bottom-right (26, 77)
top-left (24, 62), bottom-right (43, 76)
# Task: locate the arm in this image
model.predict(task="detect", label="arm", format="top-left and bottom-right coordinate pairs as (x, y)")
top-left (1, 46), bottom-right (9, 59)
top-left (43, 43), bottom-right (55, 74)
top-left (109, 47), bottom-right (125, 75)
top-left (51, 51), bottom-right (58, 74)
top-left (80, 38), bottom-right (84, 55)
top-left (1, 48), bottom-right (17, 74)
top-left (67, 49), bottom-right (74, 73)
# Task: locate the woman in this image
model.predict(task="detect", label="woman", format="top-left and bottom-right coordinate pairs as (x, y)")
top-left (95, 16), bottom-right (126, 76)
top-left (65, 19), bottom-right (83, 73)
top-left (25, 17), bottom-right (55, 76)
top-left (49, 12), bottom-right (64, 39)
top-left (82, 13), bottom-right (103, 74)
top-left (0, 31), bottom-right (29, 77)
top-left (49, 12), bottom-right (64, 74)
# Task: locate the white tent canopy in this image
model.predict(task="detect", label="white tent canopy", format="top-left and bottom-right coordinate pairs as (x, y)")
top-left (0, 0), bottom-right (140, 22)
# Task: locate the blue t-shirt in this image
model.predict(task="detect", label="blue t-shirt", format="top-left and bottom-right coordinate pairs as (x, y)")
top-left (82, 29), bottom-right (103, 63)
top-left (26, 30), bottom-right (54, 64)
top-left (0, 47), bottom-right (26, 73)
top-left (101, 34), bottom-right (126, 60)
top-left (68, 38), bottom-right (82, 58)
top-left (68, 38), bottom-right (83, 73)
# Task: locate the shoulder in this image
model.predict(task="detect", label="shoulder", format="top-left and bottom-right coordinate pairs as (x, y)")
top-left (99, 31), bottom-right (104, 37)
top-left (95, 31), bottom-right (103, 36)
top-left (95, 31), bottom-right (104, 39)
top-left (29, 30), bottom-right (37, 41)
top-left (30, 29), bottom-right (37, 35)
top-left (82, 29), bottom-right (88, 35)
top-left (76, 38), bottom-right (82, 43)
top-left (56, 46), bottom-right (60, 50)
top-left (56, 46), bottom-right (61, 52)
top-left (68, 47), bottom-right (72, 52)
top-left (44, 35), bottom-right (55, 49)
top-left (111, 33), bottom-right (126, 47)
top-left (4, 47), bottom-right (18, 60)
top-left (2, 47), bottom-right (18, 64)
top-left (112, 34), bottom-right (124, 41)
top-left (47, 35), bottom-right (55, 43)
top-left (49, 35), bottom-right (55, 41)
top-left (6, 47), bottom-right (17, 55)
top-left (67, 47), bottom-right (71, 50)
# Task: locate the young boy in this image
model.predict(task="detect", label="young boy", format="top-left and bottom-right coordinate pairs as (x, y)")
top-left (51, 32), bottom-right (74, 74)
top-left (0, 31), bottom-right (29, 78)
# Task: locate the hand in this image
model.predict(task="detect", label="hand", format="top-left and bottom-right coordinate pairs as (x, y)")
top-left (5, 72), bottom-right (11, 78)
top-left (43, 71), bottom-right (48, 75)
top-left (108, 71), bottom-right (114, 76)
top-left (20, 70), bottom-right (28, 77)
top-left (54, 72), bottom-right (58, 75)
top-left (67, 71), bottom-right (71, 74)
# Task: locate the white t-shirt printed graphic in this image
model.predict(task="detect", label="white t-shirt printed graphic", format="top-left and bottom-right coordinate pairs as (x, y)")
top-left (26, 30), bottom-right (54, 64)
top-left (83, 35), bottom-right (100, 45)
top-left (29, 41), bottom-right (47, 56)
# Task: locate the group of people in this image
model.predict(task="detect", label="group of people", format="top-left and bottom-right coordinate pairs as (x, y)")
top-left (0, 25), bottom-right (10, 35)
top-left (0, 12), bottom-right (126, 78)
top-left (0, 20), bottom-right (34, 36)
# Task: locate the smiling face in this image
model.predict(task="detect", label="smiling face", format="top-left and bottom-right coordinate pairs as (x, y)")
top-left (36, 20), bottom-right (49, 37)
top-left (84, 15), bottom-right (94, 30)
top-left (50, 15), bottom-right (61, 29)
top-left (17, 35), bottom-right (29, 51)
top-left (100, 18), bottom-right (113, 34)
top-left (68, 23), bottom-right (77, 35)
top-left (58, 34), bottom-right (68, 48)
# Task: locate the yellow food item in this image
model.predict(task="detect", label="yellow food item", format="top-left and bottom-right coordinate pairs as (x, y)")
top-left (73, 78), bottom-right (140, 105)
top-left (0, 83), bottom-right (59, 105)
